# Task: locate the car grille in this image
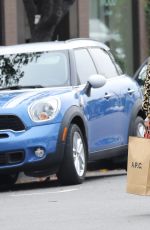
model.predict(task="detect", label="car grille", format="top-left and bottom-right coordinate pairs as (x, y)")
top-left (0, 151), bottom-right (24, 165)
top-left (0, 115), bottom-right (25, 131)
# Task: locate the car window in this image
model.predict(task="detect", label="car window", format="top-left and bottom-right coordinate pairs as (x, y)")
top-left (136, 64), bottom-right (147, 86)
top-left (108, 51), bottom-right (123, 75)
top-left (89, 48), bottom-right (118, 78)
top-left (0, 51), bottom-right (69, 88)
top-left (74, 48), bottom-right (97, 84)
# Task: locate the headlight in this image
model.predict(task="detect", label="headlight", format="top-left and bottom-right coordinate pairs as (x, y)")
top-left (28, 97), bottom-right (60, 122)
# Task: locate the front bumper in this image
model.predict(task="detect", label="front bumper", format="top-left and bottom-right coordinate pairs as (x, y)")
top-left (0, 123), bottom-right (63, 175)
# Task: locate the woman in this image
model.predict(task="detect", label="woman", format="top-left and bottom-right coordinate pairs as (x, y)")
top-left (143, 58), bottom-right (150, 127)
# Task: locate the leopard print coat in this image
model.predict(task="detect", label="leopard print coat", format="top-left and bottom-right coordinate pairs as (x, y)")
top-left (142, 59), bottom-right (150, 117)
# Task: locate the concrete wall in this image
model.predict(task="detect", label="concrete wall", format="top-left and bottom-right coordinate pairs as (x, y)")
top-left (138, 0), bottom-right (149, 63)
top-left (3, 0), bottom-right (18, 45)
top-left (77, 0), bottom-right (89, 38)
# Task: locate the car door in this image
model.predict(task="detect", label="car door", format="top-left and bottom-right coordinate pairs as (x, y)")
top-left (73, 48), bottom-right (123, 154)
top-left (89, 47), bottom-right (135, 147)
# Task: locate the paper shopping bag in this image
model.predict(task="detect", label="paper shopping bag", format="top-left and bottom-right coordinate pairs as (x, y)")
top-left (127, 136), bottom-right (150, 195)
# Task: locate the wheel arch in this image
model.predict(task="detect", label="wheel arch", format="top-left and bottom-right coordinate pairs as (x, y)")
top-left (71, 116), bottom-right (88, 157)
top-left (128, 99), bottom-right (146, 136)
top-left (56, 106), bottom-right (88, 162)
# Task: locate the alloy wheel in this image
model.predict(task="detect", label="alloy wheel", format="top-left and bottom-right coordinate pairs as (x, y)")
top-left (72, 131), bottom-right (86, 177)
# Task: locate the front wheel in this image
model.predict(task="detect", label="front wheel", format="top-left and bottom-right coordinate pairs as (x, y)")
top-left (58, 124), bottom-right (87, 185)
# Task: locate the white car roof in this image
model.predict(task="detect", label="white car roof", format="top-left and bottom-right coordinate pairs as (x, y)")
top-left (0, 38), bottom-right (110, 55)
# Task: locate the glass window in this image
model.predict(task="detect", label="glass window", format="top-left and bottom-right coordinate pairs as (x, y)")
top-left (0, 51), bottom-right (69, 88)
top-left (89, 0), bottom-right (133, 75)
top-left (74, 49), bottom-right (97, 84)
top-left (135, 63), bottom-right (147, 95)
top-left (136, 64), bottom-right (147, 86)
top-left (89, 48), bottom-right (118, 78)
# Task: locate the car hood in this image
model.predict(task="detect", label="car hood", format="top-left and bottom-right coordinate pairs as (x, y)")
top-left (0, 87), bottom-right (71, 108)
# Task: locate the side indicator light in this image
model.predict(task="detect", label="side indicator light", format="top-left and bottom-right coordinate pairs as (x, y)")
top-left (62, 127), bottom-right (68, 142)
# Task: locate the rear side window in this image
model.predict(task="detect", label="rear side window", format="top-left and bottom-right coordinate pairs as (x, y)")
top-left (89, 48), bottom-right (118, 78)
top-left (74, 48), bottom-right (97, 84)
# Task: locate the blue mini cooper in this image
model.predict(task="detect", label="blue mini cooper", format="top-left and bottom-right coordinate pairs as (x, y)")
top-left (0, 39), bottom-right (145, 187)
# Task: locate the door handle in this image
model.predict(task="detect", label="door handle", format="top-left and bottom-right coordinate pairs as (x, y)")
top-left (104, 92), bottom-right (112, 99)
top-left (127, 88), bottom-right (135, 94)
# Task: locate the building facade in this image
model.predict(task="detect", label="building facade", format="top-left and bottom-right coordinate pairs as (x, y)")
top-left (0, 0), bottom-right (148, 75)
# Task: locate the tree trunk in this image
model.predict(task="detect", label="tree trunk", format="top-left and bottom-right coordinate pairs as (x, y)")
top-left (23, 0), bottom-right (76, 42)
top-left (23, 0), bottom-right (37, 37)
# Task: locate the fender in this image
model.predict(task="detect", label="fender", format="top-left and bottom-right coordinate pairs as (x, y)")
top-left (55, 105), bottom-right (88, 161)
top-left (128, 98), bottom-right (145, 136)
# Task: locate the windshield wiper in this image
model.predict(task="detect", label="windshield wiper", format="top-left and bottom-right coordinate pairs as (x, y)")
top-left (0, 85), bottom-right (44, 90)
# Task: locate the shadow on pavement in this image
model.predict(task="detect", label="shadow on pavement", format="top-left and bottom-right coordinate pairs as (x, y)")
top-left (0, 170), bottom-right (127, 192)
top-left (0, 177), bottom-right (60, 193)
top-left (85, 170), bottom-right (127, 181)
top-left (13, 179), bottom-right (60, 191)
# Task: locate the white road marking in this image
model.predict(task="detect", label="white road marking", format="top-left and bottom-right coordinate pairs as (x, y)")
top-left (10, 188), bottom-right (79, 197)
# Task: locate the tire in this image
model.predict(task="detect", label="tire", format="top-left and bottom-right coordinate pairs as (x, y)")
top-left (0, 173), bottom-right (18, 190)
top-left (133, 116), bottom-right (145, 137)
top-left (58, 124), bottom-right (87, 185)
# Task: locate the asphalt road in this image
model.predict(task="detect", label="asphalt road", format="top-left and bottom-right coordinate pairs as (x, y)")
top-left (1, 170), bottom-right (150, 230)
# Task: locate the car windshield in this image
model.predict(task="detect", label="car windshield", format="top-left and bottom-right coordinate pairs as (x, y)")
top-left (0, 50), bottom-right (70, 89)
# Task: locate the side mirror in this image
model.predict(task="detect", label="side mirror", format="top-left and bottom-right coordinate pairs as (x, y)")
top-left (88, 74), bottom-right (107, 88)
top-left (84, 74), bottom-right (106, 96)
